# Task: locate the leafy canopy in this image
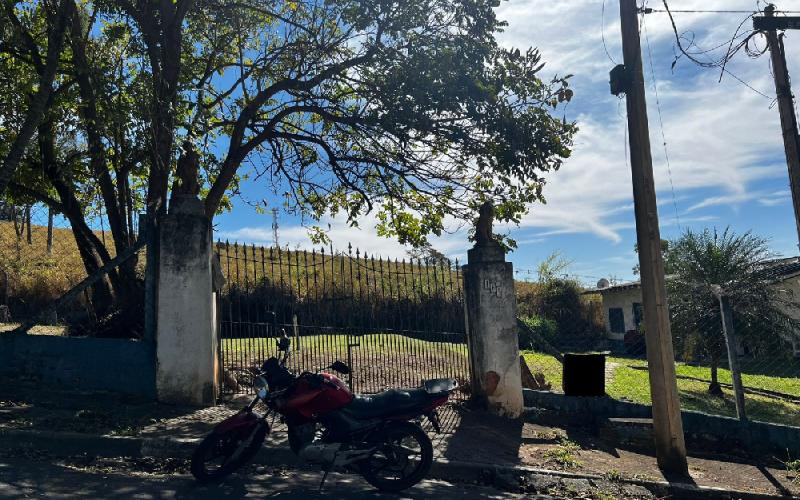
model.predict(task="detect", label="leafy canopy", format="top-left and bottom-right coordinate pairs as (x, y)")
top-left (665, 227), bottom-right (797, 361)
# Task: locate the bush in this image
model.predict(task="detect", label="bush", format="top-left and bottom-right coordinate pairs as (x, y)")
top-left (519, 315), bottom-right (557, 349)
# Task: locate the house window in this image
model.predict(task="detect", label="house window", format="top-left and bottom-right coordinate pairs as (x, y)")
top-left (609, 308), bottom-right (625, 333)
top-left (632, 302), bottom-right (643, 329)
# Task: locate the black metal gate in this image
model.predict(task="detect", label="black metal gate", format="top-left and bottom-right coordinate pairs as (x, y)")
top-left (214, 241), bottom-right (470, 398)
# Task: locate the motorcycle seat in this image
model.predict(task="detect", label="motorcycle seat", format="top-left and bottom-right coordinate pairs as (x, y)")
top-left (345, 388), bottom-right (431, 419)
top-left (423, 378), bottom-right (457, 394)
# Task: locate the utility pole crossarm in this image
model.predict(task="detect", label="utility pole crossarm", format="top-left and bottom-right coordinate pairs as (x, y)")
top-left (753, 16), bottom-right (800, 31)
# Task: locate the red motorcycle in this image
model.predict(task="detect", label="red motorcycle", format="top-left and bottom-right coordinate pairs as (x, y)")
top-left (190, 332), bottom-right (457, 492)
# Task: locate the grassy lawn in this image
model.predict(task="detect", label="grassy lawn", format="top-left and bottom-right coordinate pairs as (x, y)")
top-left (523, 351), bottom-right (564, 390)
top-left (221, 333), bottom-right (471, 394)
top-left (222, 332), bottom-right (468, 359)
top-left (523, 350), bottom-right (800, 428)
top-left (222, 338), bottom-right (800, 426)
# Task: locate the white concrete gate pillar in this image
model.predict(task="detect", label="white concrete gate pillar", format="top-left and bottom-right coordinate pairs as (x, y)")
top-left (156, 194), bottom-right (217, 405)
top-left (463, 203), bottom-right (523, 417)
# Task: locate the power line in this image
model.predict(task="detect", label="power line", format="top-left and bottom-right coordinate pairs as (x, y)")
top-left (659, 0), bottom-right (774, 100)
top-left (642, 13), bottom-right (681, 230)
top-left (646, 9), bottom-right (800, 14)
top-left (601, 0), bottom-right (618, 64)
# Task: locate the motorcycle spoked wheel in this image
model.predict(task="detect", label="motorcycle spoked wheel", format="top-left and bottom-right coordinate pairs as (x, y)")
top-left (190, 422), bottom-right (268, 483)
top-left (359, 421), bottom-right (433, 493)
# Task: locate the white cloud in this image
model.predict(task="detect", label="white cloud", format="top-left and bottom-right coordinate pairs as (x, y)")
top-left (758, 190), bottom-right (791, 207)
top-left (218, 213), bottom-right (473, 261)
top-left (487, 1), bottom-right (794, 243)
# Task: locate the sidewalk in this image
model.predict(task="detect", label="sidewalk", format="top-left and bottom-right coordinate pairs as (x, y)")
top-left (1, 378), bottom-right (796, 499)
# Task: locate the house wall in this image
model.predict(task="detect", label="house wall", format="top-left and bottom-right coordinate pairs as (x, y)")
top-left (770, 276), bottom-right (800, 356)
top-left (598, 276), bottom-right (800, 354)
top-left (599, 287), bottom-right (642, 340)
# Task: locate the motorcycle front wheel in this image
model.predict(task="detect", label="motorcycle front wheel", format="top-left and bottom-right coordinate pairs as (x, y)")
top-left (359, 421), bottom-right (433, 493)
top-left (190, 422), bottom-right (268, 483)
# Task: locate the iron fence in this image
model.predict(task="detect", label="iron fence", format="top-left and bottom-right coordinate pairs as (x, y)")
top-left (215, 241), bottom-right (470, 398)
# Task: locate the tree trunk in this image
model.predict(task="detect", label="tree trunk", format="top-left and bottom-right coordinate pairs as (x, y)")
top-left (69, 6), bottom-right (132, 262)
top-left (708, 354), bottom-right (723, 396)
top-left (38, 120), bottom-right (118, 315)
top-left (25, 206), bottom-right (32, 244)
top-left (47, 207), bottom-right (54, 254)
top-left (11, 205), bottom-right (22, 241)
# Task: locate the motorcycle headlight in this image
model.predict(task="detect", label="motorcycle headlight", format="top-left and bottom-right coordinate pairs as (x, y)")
top-left (254, 375), bottom-right (269, 399)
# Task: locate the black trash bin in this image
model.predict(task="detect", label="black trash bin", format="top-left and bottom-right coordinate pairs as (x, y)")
top-left (562, 352), bottom-right (608, 396)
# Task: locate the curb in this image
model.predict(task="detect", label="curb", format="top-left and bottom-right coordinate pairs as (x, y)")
top-left (0, 427), bottom-right (788, 499)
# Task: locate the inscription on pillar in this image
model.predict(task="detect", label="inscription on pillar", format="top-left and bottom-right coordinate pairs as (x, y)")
top-left (483, 278), bottom-right (504, 298)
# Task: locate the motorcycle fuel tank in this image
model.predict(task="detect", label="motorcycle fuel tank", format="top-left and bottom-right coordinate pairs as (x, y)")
top-left (279, 372), bottom-right (354, 419)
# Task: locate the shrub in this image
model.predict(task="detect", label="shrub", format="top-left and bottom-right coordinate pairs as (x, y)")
top-left (519, 315), bottom-right (557, 350)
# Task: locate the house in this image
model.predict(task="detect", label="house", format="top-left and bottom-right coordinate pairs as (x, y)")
top-left (586, 257), bottom-right (800, 354)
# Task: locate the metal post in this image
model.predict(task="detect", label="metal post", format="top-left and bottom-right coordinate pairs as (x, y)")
top-left (713, 289), bottom-right (747, 421)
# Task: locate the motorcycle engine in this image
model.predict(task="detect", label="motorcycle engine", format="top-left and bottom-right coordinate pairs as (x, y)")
top-left (297, 442), bottom-right (343, 464)
top-left (289, 422), bottom-right (343, 465)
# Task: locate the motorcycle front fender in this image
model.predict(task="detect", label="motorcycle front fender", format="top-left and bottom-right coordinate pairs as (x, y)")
top-left (214, 410), bottom-right (269, 435)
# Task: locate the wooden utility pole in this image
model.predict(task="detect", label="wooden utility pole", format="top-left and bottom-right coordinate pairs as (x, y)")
top-left (758, 5), bottom-right (800, 250)
top-left (616, 0), bottom-right (688, 475)
top-left (712, 288), bottom-right (747, 422)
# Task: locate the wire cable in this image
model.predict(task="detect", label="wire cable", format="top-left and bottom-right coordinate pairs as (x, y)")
top-left (601, 0), bottom-right (618, 64)
top-left (661, 0), bottom-right (774, 100)
top-left (646, 9), bottom-right (800, 14)
top-left (642, 14), bottom-right (681, 230)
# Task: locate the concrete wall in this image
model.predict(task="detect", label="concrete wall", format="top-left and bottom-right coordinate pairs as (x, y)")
top-left (155, 196), bottom-right (217, 406)
top-left (0, 333), bottom-right (155, 398)
top-left (598, 287), bottom-right (642, 340)
top-left (523, 389), bottom-right (800, 457)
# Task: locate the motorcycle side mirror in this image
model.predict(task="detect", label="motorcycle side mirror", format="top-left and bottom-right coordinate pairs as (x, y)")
top-left (277, 329), bottom-right (291, 352)
top-left (329, 361), bottom-right (350, 375)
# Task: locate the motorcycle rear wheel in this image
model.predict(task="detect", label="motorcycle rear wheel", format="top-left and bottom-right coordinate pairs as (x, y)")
top-left (359, 421), bottom-right (433, 493)
top-left (190, 422), bottom-right (267, 483)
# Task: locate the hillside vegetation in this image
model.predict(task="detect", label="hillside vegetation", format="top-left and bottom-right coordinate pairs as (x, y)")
top-left (0, 222), bottom-right (90, 318)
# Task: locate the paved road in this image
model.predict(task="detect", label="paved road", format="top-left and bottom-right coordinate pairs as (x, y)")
top-left (0, 458), bottom-right (534, 499)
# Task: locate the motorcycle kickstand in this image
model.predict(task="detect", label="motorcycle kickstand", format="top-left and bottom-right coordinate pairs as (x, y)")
top-left (318, 462), bottom-right (334, 493)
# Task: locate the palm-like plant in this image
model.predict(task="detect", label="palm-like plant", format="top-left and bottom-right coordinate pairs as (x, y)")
top-left (665, 227), bottom-right (797, 394)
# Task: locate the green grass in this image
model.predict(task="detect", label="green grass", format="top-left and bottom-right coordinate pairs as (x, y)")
top-left (543, 437), bottom-right (582, 469)
top-left (222, 333), bottom-right (468, 357)
top-left (605, 357), bottom-right (800, 427)
top-left (522, 351), bottom-right (565, 390)
top-left (522, 350), bottom-right (800, 428)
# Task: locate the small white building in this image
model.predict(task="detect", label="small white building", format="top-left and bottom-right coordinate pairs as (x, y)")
top-left (586, 257), bottom-right (800, 354)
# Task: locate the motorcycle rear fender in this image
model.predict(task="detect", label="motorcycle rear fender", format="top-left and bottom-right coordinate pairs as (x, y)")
top-left (214, 410), bottom-right (268, 435)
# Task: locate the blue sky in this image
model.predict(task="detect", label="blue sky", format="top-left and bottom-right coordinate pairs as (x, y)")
top-left (214, 0), bottom-right (800, 287)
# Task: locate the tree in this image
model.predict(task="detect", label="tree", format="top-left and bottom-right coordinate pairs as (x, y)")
top-left (537, 250), bottom-right (573, 283)
top-left (665, 227), bottom-right (796, 395)
top-left (407, 244), bottom-right (449, 267)
top-left (632, 239), bottom-right (669, 275)
top-left (1, 0), bottom-right (576, 327)
top-left (0, 0), bottom-right (72, 196)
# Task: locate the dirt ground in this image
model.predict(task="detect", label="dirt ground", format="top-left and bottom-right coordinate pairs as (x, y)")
top-left (432, 406), bottom-right (800, 497)
top-left (2, 377), bottom-right (798, 497)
